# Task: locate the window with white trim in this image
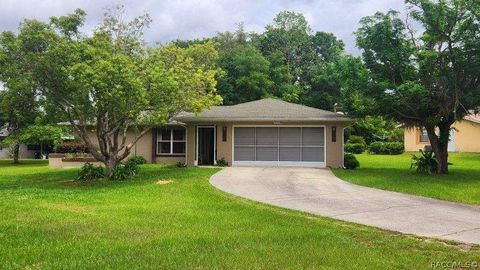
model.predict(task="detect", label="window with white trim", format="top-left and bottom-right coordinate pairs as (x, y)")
top-left (157, 128), bottom-right (186, 155)
top-left (419, 127), bottom-right (429, 142)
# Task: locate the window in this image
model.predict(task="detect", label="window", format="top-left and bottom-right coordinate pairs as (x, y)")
top-left (157, 128), bottom-right (186, 155)
top-left (27, 144), bottom-right (41, 151)
top-left (419, 128), bottom-right (429, 142)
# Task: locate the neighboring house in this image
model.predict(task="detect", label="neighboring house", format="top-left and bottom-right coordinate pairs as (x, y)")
top-left (0, 128), bottom-right (39, 159)
top-left (77, 98), bottom-right (354, 168)
top-left (404, 113), bottom-right (480, 152)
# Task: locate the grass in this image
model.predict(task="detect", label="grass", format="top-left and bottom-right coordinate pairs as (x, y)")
top-left (0, 159), bottom-right (479, 269)
top-left (333, 152), bottom-right (480, 205)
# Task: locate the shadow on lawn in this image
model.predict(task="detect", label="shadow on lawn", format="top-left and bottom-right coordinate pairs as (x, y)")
top-left (352, 166), bottom-right (480, 185)
top-left (0, 163), bottom-right (218, 192)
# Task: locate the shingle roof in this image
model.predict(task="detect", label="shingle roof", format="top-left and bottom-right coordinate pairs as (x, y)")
top-left (465, 113), bottom-right (480, 124)
top-left (174, 98), bottom-right (353, 122)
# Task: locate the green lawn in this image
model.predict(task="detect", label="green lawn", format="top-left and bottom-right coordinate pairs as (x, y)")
top-left (333, 152), bottom-right (480, 205)
top-left (0, 160), bottom-right (479, 269)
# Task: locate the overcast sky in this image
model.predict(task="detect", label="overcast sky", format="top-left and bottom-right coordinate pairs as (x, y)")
top-left (0, 0), bottom-right (409, 55)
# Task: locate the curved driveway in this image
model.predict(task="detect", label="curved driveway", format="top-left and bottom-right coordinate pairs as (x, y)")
top-left (210, 167), bottom-right (480, 245)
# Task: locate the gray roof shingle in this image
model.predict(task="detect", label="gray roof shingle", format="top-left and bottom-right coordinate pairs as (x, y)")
top-left (174, 98), bottom-right (353, 122)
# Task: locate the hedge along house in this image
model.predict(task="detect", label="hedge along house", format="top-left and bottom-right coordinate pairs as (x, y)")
top-left (51, 99), bottom-right (353, 168)
top-left (404, 113), bottom-right (480, 153)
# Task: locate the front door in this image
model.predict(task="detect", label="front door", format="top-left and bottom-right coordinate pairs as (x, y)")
top-left (198, 127), bottom-right (215, 165)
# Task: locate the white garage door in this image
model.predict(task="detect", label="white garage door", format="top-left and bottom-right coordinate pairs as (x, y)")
top-left (233, 127), bottom-right (325, 167)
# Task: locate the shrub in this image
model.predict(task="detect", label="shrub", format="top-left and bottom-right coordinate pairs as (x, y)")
top-left (344, 153), bottom-right (360, 169)
top-left (368, 141), bottom-right (404, 155)
top-left (176, 162), bottom-right (186, 168)
top-left (216, 158), bottom-right (228, 167)
top-left (411, 150), bottom-right (438, 174)
top-left (127, 155), bottom-right (147, 165)
top-left (55, 141), bottom-right (87, 153)
top-left (76, 162), bottom-right (104, 181)
top-left (347, 135), bottom-right (366, 146)
top-left (110, 161), bottom-right (139, 180)
top-left (387, 142), bottom-right (405, 155)
top-left (344, 143), bottom-right (365, 154)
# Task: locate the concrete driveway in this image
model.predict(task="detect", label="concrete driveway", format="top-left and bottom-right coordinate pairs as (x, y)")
top-left (210, 167), bottom-right (480, 245)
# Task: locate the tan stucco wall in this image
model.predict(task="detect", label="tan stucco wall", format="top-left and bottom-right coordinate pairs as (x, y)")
top-left (404, 128), bottom-right (428, 152)
top-left (185, 121), bottom-right (347, 168)
top-left (86, 129), bottom-right (154, 162)
top-left (404, 121), bottom-right (480, 152)
top-left (453, 120), bottom-right (480, 152)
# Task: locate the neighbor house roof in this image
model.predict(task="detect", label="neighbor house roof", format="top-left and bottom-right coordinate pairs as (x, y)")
top-left (174, 98), bottom-right (353, 122)
top-left (464, 113), bottom-right (480, 124)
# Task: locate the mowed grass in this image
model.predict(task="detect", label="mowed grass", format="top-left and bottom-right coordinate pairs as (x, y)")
top-left (0, 160), bottom-right (479, 269)
top-left (333, 152), bottom-right (480, 205)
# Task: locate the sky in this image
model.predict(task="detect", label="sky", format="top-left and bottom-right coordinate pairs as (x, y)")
top-left (0, 0), bottom-right (409, 55)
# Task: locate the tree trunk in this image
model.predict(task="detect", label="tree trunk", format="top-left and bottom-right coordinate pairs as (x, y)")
top-left (436, 146), bottom-right (449, 174)
top-left (425, 123), bottom-right (451, 174)
top-left (104, 158), bottom-right (118, 178)
top-left (12, 143), bottom-right (20, 164)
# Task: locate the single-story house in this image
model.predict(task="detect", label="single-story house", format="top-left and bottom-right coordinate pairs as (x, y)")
top-left (0, 128), bottom-right (43, 159)
top-left (54, 98), bottom-right (353, 168)
top-left (404, 113), bottom-right (480, 152)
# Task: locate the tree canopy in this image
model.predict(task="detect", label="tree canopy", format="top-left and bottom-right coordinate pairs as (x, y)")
top-left (2, 7), bottom-right (222, 173)
top-left (355, 0), bottom-right (480, 173)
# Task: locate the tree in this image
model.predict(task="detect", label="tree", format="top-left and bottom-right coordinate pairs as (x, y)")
top-left (7, 122), bottom-right (63, 157)
top-left (355, 0), bottom-right (480, 173)
top-left (0, 23), bottom-right (49, 163)
top-left (217, 44), bottom-right (273, 104)
top-left (253, 11), bottom-right (349, 108)
top-left (28, 7), bottom-right (221, 175)
top-left (253, 11), bottom-right (312, 94)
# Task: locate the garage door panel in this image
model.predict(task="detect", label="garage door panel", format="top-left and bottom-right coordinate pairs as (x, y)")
top-left (279, 128), bottom-right (301, 146)
top-left (233, 127), bottom-right (325, 167)
top-left (234, 146), bottom-right (255, 161)
top-left (302, 127), bottom-right (324, 146)
top-left (302, 147), bottom-right (325, 162)
top-left (256, 128), bottom-right (278, 146)
top-left (234, 127), bottom-right (255, 145)
top-left (279, 147), bottom-right (301, 161)
top-left (256, 147), bottom-right (278, 161)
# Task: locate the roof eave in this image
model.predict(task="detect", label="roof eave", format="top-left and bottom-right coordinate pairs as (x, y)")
top-left (174, 117), bottom-right (355, 123)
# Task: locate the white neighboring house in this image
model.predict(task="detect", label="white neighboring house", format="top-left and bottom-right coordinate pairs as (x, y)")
top-left (0, 128), bottom-right (38, 159)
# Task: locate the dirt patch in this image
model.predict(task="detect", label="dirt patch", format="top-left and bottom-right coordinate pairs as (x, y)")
top-left (155, 179), bottom-right (172, 185)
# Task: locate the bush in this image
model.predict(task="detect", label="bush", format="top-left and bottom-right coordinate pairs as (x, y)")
top-left (127, 155), bottom-right (147, 165)
top-left (176, 162), bottom-right (186, 168)
top-left (344, 143), bottom-right (365, 154)
top-left (344, 153), bottom-right (360, 169)
top-left (76, 162), bottom-right (104, 181)
top-left (411, 150), bottom-right (438, 174)
top-left (216, 158), bottom-right (228, 167)
top-left (110, 161), bottom-right (139, 181)
top-left (55, 141), bottom-right (88, 153)
top-left (347, 135), bottom-right (366, 146)
top-left (368, 141), bottom-right (404, 155)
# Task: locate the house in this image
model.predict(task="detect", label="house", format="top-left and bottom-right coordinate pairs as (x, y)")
top-left (404, 113), bottom-right (480, 152)
top-left (0, 128), bottom-right (40, 159)
top-left (52, 98), bottom-right (353, 168)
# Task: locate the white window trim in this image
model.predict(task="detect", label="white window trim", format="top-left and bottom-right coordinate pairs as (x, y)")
top-left (419, 127), bottom-right (429, 142)
top-left (157, 128), bottom-right (186, 155)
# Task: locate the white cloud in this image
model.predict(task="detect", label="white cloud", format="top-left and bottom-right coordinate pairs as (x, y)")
top-left (0, 0), bottom-right (409, 55)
